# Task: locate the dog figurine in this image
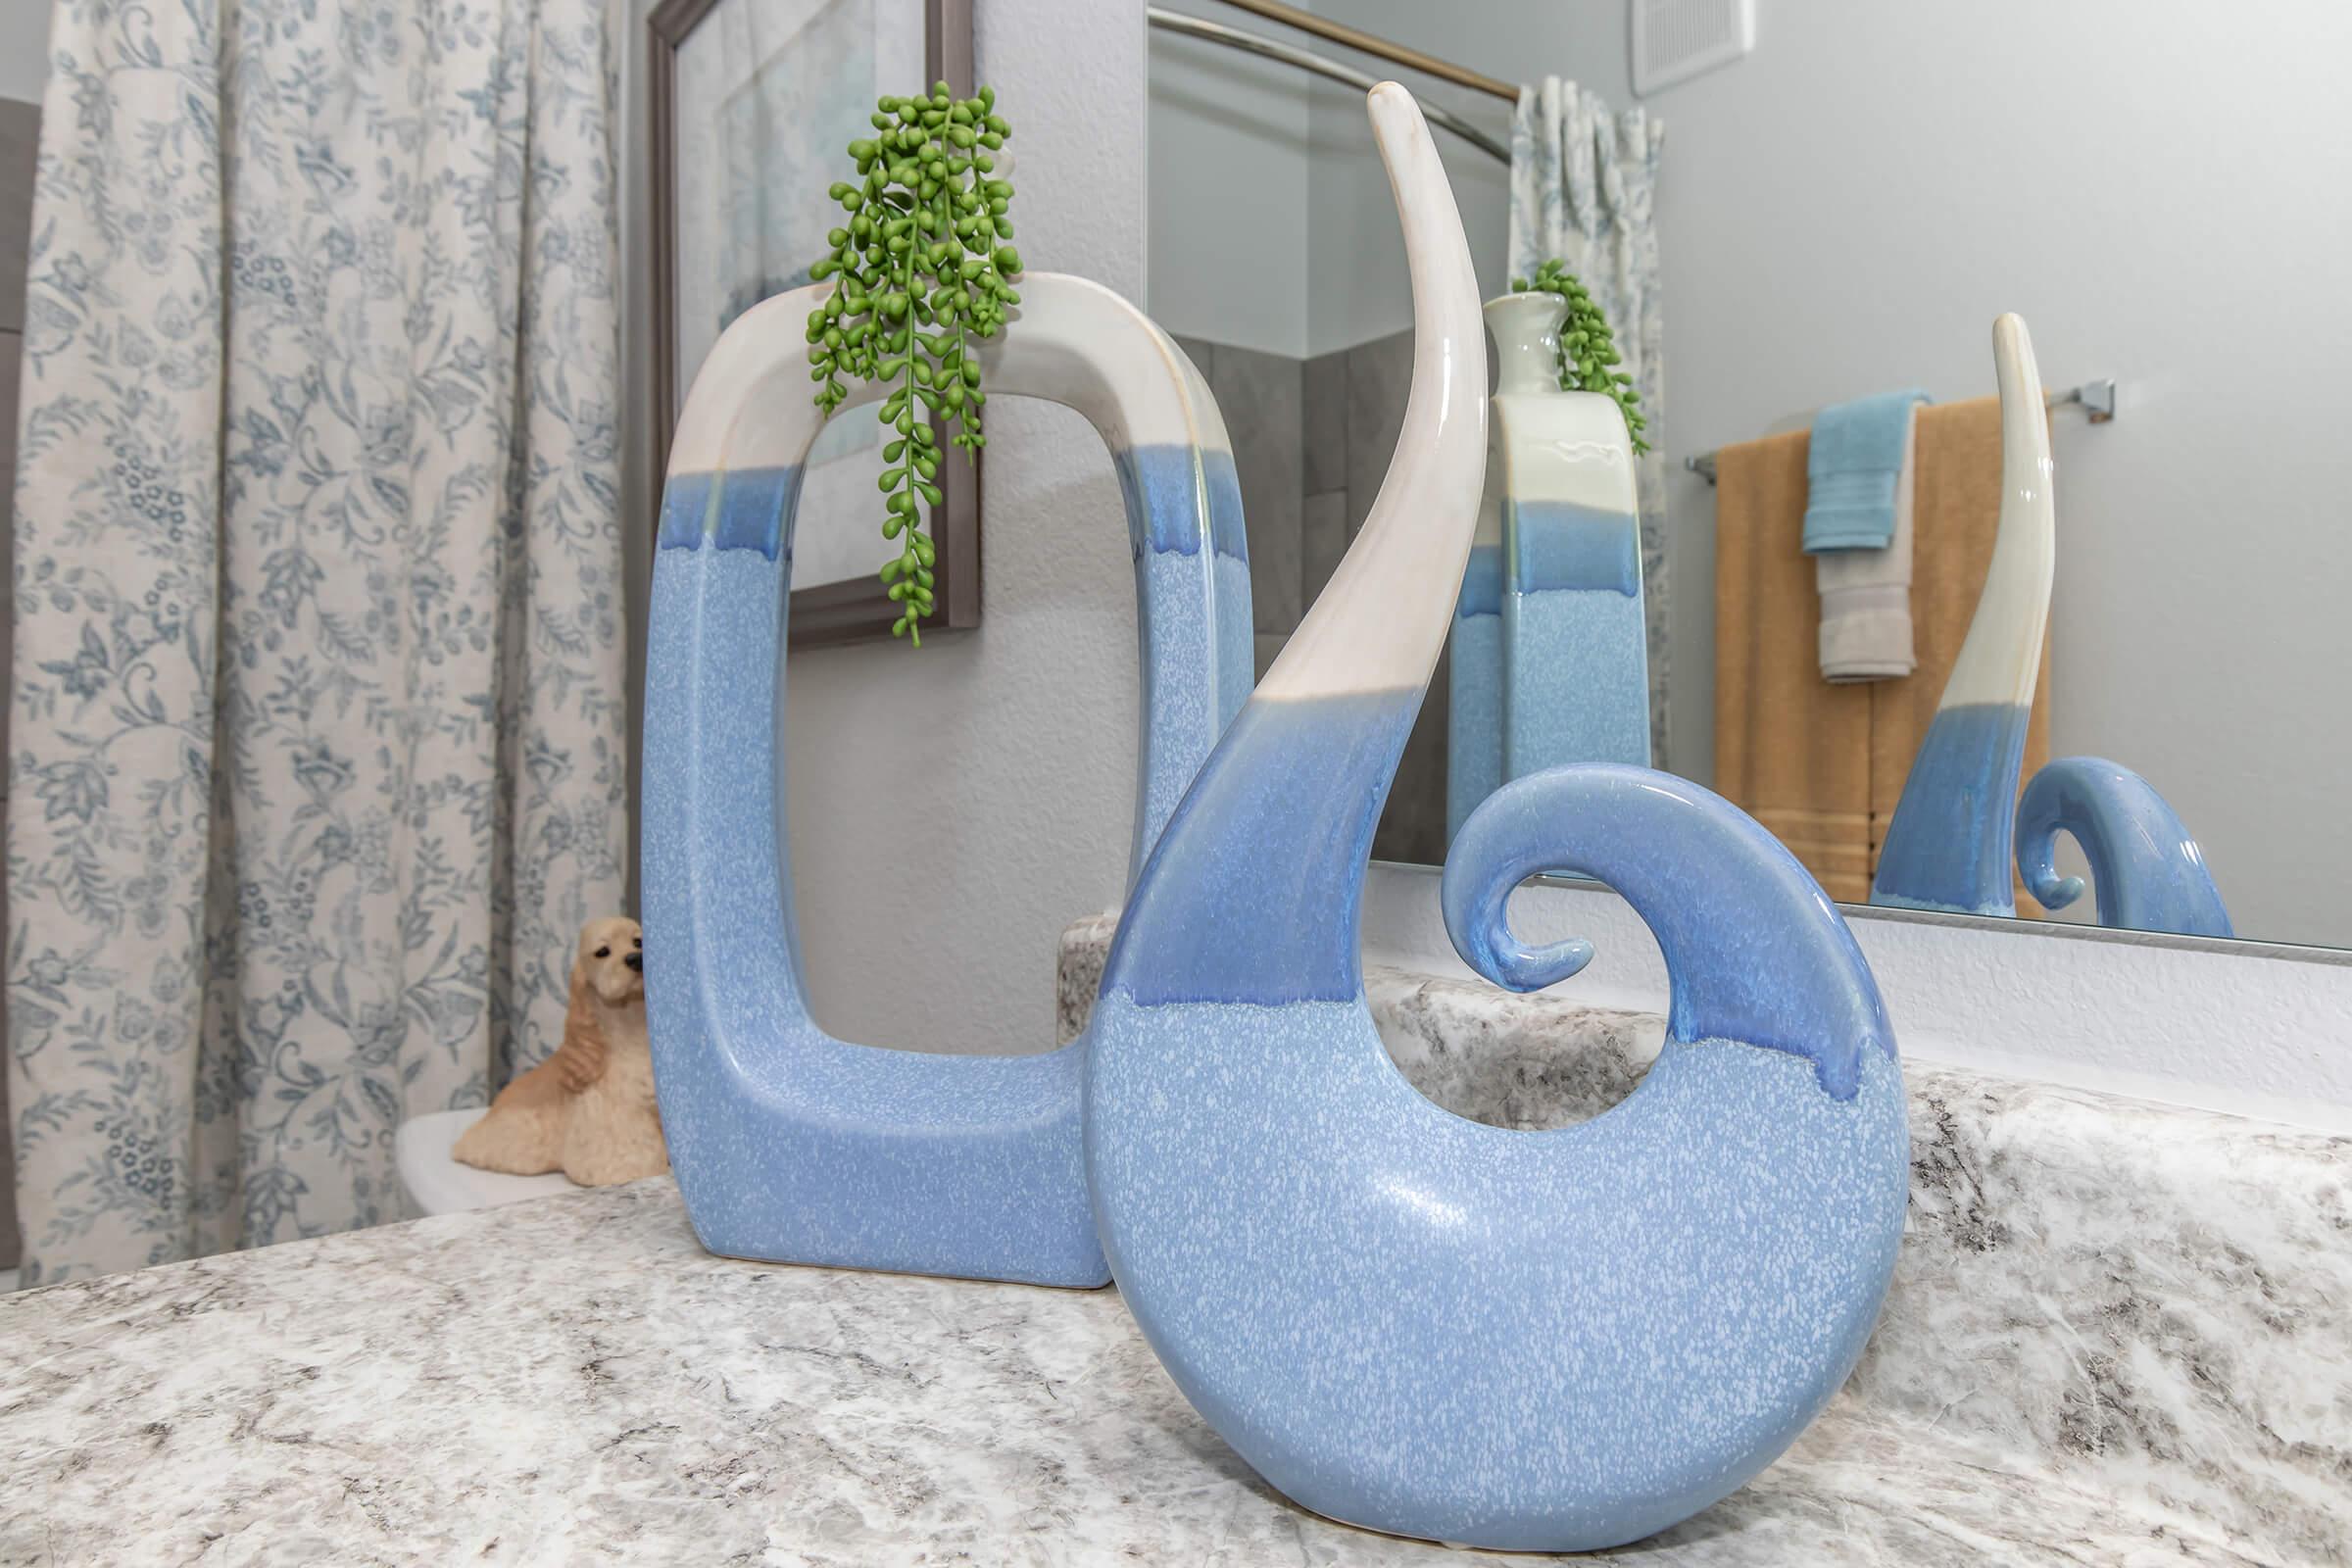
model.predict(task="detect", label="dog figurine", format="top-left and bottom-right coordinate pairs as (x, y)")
top-left (453, 916), bottom-right (668, 1186)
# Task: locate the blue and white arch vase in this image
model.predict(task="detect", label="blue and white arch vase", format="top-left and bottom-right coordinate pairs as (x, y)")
top-left (642, 273), bottom-right (1252, 1288)
top-left (2018, 757), bottom-right (2232, 937)
top-left (1084, 83), bottom-right (1908, 1553)
top-left (1871, 313), bottom-right (2053, 916)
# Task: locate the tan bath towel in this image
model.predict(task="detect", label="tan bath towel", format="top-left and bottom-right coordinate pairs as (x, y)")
top-left (1714, 427), bottom-right (1875, 902)
top-left (1713, 397), bottom-right (2052, 910)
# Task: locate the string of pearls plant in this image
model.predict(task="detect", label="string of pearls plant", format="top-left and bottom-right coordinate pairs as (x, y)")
top-left (1516, 257), bottom-right (1648, 456)
top-left (808, 82), bottom-right (1019, 645)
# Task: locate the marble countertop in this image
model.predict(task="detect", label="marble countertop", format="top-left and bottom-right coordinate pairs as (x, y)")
top-left (0, 1179), bottom-right (2284, 1566)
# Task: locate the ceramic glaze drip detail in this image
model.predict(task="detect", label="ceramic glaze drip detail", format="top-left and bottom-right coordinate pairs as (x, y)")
top-left (2017, 757), bottom-right (2233, 937)
top-left (1870, 701), bottom-right (2033, 917)
top-left (658, 466), bottom-right (804, 559)
top-left (1508, 499), bottom-right (1642, 595)
top-left (1111, 444), bottom-right (1250, 561)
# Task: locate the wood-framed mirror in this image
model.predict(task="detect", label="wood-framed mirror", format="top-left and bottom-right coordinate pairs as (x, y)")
top-left (650, 0), bottom-right (981, 647)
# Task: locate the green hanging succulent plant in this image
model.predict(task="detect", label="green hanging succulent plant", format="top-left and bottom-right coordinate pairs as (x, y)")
top-left (1514, 257), bottom-right (1648, 456)
top-left (808, 82), bottom-right (1020, 645)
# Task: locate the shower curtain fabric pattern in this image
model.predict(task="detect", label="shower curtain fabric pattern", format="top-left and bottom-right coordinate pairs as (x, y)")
top-left (6, 0), bottom-right (627, 1282)
top-left (1507, 75), bottom-right (1668, 765)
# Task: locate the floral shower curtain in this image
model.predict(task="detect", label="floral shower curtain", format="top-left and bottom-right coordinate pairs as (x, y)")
top-left (1508, 77), bottom-right (1668, 765)
top-left (7, 0), bottom-right (627, 1282)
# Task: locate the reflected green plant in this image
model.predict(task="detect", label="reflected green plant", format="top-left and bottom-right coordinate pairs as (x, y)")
top-left (1515, 258), bottom-right (1647, 456)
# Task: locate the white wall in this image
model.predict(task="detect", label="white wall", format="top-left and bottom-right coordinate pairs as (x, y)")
top-left (1147, 27), bottom-right (1310, 357)
top-left (1229, 0), bottom-right (2351, 950)
top-left (621, 0), bottom-right (1151, 1054)
top-left (1147, 0), bottom-right (1587, 360)
top-left (1645, 1), bottom-right (2352, 950)
top-left (1, 0), bottom-right (47, 103)
top-left (1298, 0), bottom-right (1615, 356)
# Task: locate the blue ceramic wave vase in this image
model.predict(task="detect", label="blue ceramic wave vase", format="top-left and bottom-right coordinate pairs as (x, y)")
top-left (2018, 756), bottom-right (2232, 937)
top-left (1084, 83), bottom-right (1909, 1554)
top-left (642, 271), bottom-right (1253, 1288)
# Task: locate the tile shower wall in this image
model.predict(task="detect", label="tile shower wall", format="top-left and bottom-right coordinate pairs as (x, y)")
top-left (1176, 326), bottom-right (1445, 864)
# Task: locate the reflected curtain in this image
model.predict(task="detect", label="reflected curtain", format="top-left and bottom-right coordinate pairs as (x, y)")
top-left (7, 0), bottom-right (627, 1282)
top-left (1507, 77), bottom-right (1667, 764)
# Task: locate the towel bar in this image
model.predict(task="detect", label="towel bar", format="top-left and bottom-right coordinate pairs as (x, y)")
top-left (1683, 377), bottom-right (2116, 485)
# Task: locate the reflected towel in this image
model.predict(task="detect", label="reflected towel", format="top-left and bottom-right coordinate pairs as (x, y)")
top-left (1816, 401), bottom-right (1919, 682)
top-left (1714, 427), bottom-right (1875, 902)
top-left (1802, 389), bottom-right (1931, 553)
top-left (1713, 396), bottom-right (2051, 910)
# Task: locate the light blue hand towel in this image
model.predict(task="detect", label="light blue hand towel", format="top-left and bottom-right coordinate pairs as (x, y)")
top-left (1803, 389), bottom-right (1932, 553)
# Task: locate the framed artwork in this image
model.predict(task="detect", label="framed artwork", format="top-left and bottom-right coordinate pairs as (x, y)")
top-left (651, 0), bottom-right (981, 646)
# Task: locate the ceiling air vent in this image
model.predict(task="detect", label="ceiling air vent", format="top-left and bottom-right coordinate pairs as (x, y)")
top-left (1630, 0), bottom-right (1755, 96)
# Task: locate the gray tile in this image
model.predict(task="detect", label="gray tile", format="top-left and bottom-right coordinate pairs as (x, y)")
top-left (1343, 326), bottom-right (1414, 538)
top-left (1371, 636), bottom-right (1449, 866)
top-left (1168, 334), bottom-right (1215, 383)
top-left (0, 100), bottom-right (36, 336)
top-left (1200, 341), bottom-right (1303, 634)
top-left (1252, 632), bottom-right (1288, 685)
top-left (1300, 488), bottom-right (1348, 612)
top-left (1301, 348), bottom-right (1348, 496)
top-left (1244, 491), bottom-right (1301, 634)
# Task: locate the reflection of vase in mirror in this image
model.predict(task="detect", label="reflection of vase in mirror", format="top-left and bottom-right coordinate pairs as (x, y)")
top-left (1488, 291), bottom-right (1651, 808)
top-left (1446, 442), bottom-right (1505, 843)
top-left (1871, 313), bottom-right (2051, 917)
top-left (2017, 757), bottom-right (2233, 938)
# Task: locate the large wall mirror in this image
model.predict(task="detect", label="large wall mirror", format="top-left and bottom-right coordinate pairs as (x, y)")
top-left (1148, 0), bottom-right (2351, 953)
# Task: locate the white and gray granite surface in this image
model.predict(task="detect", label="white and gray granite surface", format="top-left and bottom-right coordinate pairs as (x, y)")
top-left (0, 1180), bottom-right (2287, 1566)
top-left (0, 926), bottom-right (2340, 1565)
top-left (1064, 914), bottom-right (2352, 1563)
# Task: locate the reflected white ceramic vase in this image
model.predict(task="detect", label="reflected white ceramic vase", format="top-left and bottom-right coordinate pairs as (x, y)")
top-left (1869, 314), bottom-right (2054, 916)
top-left (1864, 313), bottom-right (2230, 933)
top-left (1447, 293), bottom-right (1650, 840)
